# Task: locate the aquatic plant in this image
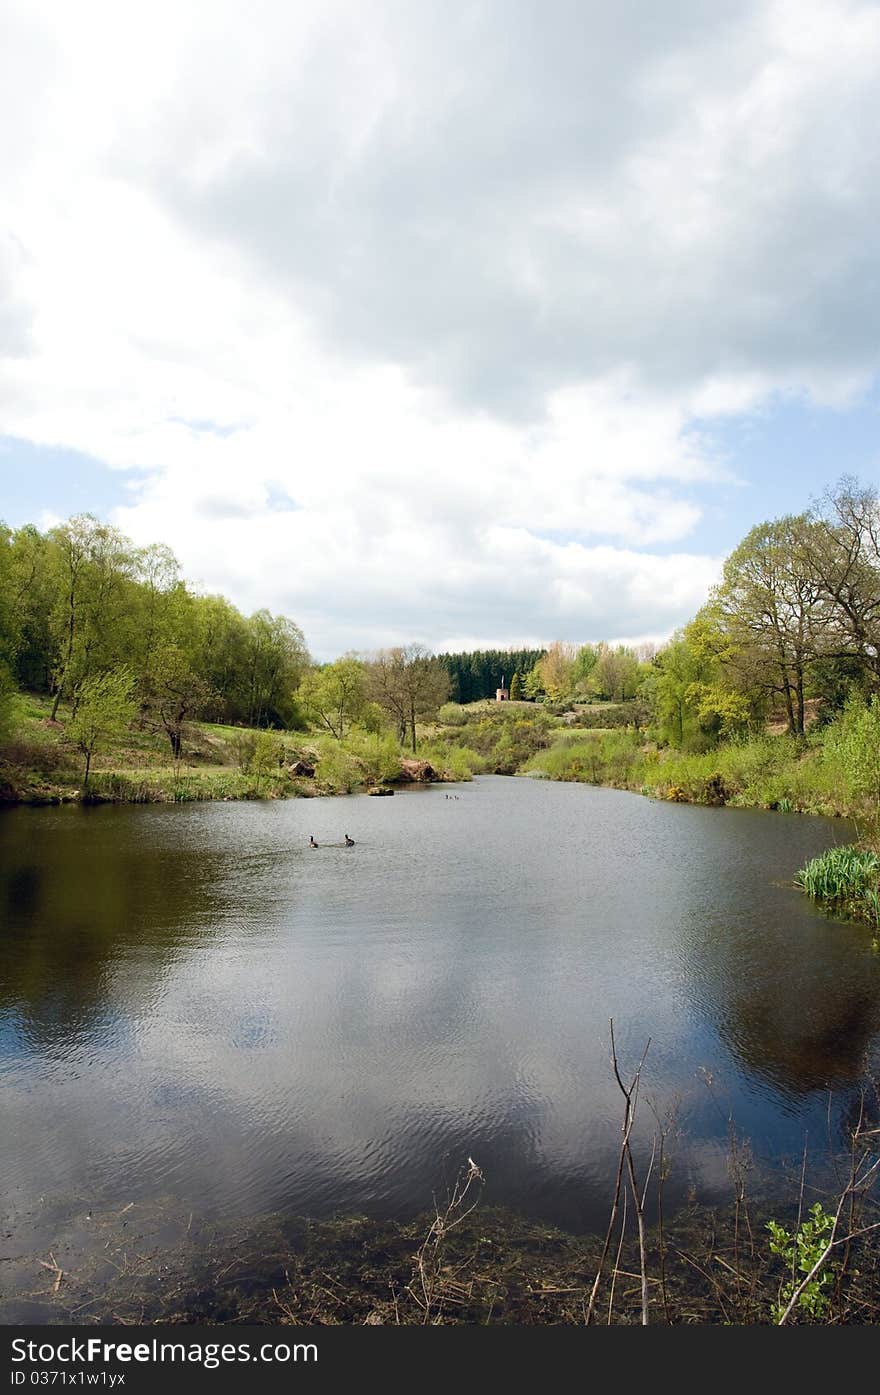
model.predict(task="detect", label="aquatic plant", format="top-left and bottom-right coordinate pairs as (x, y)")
top-left (794, 845), bottom-right (880, 908)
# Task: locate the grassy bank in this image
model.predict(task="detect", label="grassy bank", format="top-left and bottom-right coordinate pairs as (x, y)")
top-left (0, 693), bottom-right (473, 804)
top-left (429, 700), bottom-right (853, 816)
top-left (519, 727), bottom-right (850, 816)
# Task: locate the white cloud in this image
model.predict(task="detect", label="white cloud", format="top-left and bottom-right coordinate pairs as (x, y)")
top-left (3, 0), bottom-right (879, 653)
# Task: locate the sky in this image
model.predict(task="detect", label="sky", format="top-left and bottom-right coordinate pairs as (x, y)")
top-left (2, 0), bottom-right (880, 660)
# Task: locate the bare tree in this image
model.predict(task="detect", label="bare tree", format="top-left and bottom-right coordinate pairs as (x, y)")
top-left (366, 644), bottom-right (449, 752)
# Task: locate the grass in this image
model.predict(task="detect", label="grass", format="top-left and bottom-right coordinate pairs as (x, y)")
top-left (0, 692), bottom-right (478, 804)
top-left (515, 726), bottom-right (853, 817)
top-left (794, 845), bottom-right (880, 924)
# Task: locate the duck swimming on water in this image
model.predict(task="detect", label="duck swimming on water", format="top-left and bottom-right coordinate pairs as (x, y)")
top-left (344, 834), bottom-right (355, 846)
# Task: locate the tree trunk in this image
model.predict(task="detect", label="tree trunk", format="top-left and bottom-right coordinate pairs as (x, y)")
top-left (52, 580), bottom-right (78, 720)
top-left (782, 677), bottom-right (796, 736)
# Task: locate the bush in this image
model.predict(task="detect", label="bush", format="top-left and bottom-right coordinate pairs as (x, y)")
top-left (231, 731), bottom-right (258, 773)
top-left (418, 741), bottom-right (484, 780)
top-left (524, 731), bottom-right (644, 785)
top-left (437, 703), bottom-right (468, 727)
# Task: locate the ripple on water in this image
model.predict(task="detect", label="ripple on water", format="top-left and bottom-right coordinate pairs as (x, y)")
top-left (1, 779), bottom-right (879, 1240)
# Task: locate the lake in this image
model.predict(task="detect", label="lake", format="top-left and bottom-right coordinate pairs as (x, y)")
top-left (2, 776), bottom-right (879, 1313)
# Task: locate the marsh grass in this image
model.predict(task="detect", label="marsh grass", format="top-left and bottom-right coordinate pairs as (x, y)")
top-left (794, 845), bottom-right (880, 923)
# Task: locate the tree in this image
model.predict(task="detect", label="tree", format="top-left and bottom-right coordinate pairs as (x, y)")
top-left (509, 671), bottom-right (522, 701)
top-left (571, 644), bottom-right (600, 698)
top-left (592, 644), bottom-right (641, 702)
top-left (140, 645), bottom-right (212, 768)
top-left (523, 660), bottom-right (545, 700)
top-left (367, 645), bottom-right (450, 752)
top-left (537, 642), bottom-right (577, 703)
top-left (242, 610), bottom-right (309, 727)
top-left (47, 515), bottom-right (134, 719)
top-left (807, 476), bottom-right (880, 688)
top-left (713, 515), bottom-right (828, 735)
top-left (7, 524), bottom-right (55, 692)
top-left (297, 657), bottom-right (367, 739)
top-left (66, 668), bottom-right (136, 786)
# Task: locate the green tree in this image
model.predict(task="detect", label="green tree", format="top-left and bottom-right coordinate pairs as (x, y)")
top-left (509, 671), bottom-right (522, 701)
top-left (66, 668), bottom-right (136, 786)
top-left (47, 515), bottom-right (134, 719)
top-left (713, 515), bottom-right (827, 736)
top-left (652, 615), bottom-right (754, 748)
top-left (592, 644), bottom-right (641, 702)
top-left (242, 610), bottom-right (309, 727)
top-left (297, 657), bottom-right (367, 739)
top-left (140, 645), bottom-right (213, 768)
top-left (571, 644), bottom-right (600, 698)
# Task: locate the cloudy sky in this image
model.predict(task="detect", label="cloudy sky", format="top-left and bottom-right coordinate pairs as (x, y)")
top-left (2, 0), bottom-right (880, 659)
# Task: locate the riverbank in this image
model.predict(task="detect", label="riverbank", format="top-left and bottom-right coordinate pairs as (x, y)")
top-left (0, 694), bottom-right (459, 805)
top-left (1, 692), bottom-right (855, 819)
top-left (5, 695), bottom-right (880, 927)
top-left (7, 1182), bottom-right (880, 1326)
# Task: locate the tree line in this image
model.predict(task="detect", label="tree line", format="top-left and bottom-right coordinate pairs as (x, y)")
top-left (436, 649), bottom-right (547, 704)
top-left (646, 476), bottom-right (880, 749)
top-left (486, 478), bottom-right (880, 748)
top-left (0, 515), bottom-right (454, 766)
top-left (4, 475), bottom-right (880, 773)
top-left (0, 515), bottom-right (309, 755)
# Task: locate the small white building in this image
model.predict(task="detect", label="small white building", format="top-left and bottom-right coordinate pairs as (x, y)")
top-left (495, 675), bottom-right (509, 702)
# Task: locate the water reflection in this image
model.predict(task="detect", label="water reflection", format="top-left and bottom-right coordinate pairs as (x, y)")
top-left (1, 783), bottom-right (879, 1243)
top-left (0, 808), bottom-right (236, 1051)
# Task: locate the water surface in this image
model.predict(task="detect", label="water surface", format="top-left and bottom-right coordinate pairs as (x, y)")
top-left (2, 776), bottom-right (878, 1289)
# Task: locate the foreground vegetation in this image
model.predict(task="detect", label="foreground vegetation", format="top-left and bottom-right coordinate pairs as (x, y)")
top-left (15, 1193), bottom-right (880, 1326)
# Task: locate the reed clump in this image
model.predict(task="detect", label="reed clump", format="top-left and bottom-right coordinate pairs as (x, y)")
top-left (794, 844), bottom-right (880, 923)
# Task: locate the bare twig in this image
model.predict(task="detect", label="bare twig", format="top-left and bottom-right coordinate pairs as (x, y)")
top-left (586, 1021), bottom-right (651, 1324)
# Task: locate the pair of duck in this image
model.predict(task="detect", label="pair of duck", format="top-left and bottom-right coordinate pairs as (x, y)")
top-left (309, 835), bottom-right (355, 848)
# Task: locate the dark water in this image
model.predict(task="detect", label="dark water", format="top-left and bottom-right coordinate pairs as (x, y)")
top-left (2, 777), bottom-right (879, 1273)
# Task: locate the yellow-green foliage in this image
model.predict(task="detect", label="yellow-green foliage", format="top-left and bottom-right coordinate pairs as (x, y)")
top-left (417, 740), bottom-right (484, 780)
top-left (647, 733), bottom-right (846, 815)
top-left (313, 742), bottom-right (364, 793)
top-left (342, 729), bottom-right (402, 785)
top-left (523, 731), bottom-right (643, 786)
top-left (437, 703), bottom-right (468, 727)
top-left (521, 724), bottom-right (854, 816)
top-left (822, 697), bottom-right (880, 837)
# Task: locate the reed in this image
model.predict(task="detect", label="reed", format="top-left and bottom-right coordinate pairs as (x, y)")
top-left (794, 845), bottom-right (880, 910)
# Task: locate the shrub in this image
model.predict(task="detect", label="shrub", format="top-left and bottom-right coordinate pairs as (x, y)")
top-left (767, 1203), bottom-right (837, 1322)
top-left (231, 731), bottom-right (258, 773)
